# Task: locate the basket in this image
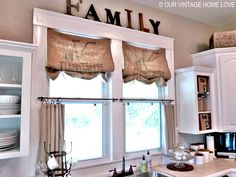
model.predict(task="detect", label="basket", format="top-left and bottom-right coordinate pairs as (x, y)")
top-left (210, 30), bottom-right (236, 48)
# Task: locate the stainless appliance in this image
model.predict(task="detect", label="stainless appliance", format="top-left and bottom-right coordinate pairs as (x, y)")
top-left (212, 132), bottom-right (236, 158)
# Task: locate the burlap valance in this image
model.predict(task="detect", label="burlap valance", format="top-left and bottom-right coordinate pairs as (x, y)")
top-left (122, 42), bottom-right (171, 86)
top-left (46, 29), bottom-right (114, 80)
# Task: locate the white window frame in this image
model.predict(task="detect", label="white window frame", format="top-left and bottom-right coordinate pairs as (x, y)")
top-left (109, 40), bottom-right (165, 161)
top-left (32, 8), bottom-right (175, 176)
top-left (49, 77), bottom-right (111, 167)
top-left (123, 101), bottom-right (163, 158)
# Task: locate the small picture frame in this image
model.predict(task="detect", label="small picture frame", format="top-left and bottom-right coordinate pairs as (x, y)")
top-left (199, 113), bottom-right (211, 130)
top-left (197, 76), bottom-right (209, 93)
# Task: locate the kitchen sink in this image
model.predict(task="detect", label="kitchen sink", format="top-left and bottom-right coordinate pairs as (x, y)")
top-left (129, 171), bottom-right (170, 177)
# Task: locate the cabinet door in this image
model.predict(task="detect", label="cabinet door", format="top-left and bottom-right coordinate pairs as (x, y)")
top-left (229, 173), bottom-right (236, 177)
top-left (0, 40), bottom-right (36, 159)
top-left (219, 55), bottom-right (236, 131)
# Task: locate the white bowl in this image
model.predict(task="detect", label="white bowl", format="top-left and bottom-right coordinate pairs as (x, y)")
top-left (0, 110), bottom-right (20, 115)
top-left (0, 104), bottom-right (20, 110)
top-left (0, 95), bottom-right (20, 104)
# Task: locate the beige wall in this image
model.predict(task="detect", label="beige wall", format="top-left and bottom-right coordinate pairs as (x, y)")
top-left (0, 0), bottom-right (216, 69)
top-left (0, 0), bottom-right (216, 177)
top-left (217, 23), bottom-right (236, 32)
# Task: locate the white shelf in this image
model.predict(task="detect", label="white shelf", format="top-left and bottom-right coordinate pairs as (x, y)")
top-left (198, 92), bottom-right (210, 95)
top-left (198, 111), bottom-right (211, 114)
top-left (0, 147), bottom-right (22, 159)
top-left (0, 83), bottom-right (22, 89)
top-left (197, 129), bottom-right (215, 134)
top-left (0, 114), bottom-right (21, 119)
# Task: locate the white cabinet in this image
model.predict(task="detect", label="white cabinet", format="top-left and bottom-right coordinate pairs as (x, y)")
top-left (229, 173), bottom-right (236, 177)
top-left (192, 47), bottom-right (236, 131)
top-left (0, 39), bottom-right (36, 159)
top-left (176, 66), bottom-right (216, 134)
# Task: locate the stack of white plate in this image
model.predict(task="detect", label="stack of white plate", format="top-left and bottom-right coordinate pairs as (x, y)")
top-left (0, 95), bottom-right (20, 115)
top-left (0, 129), bottom-right (17, 152)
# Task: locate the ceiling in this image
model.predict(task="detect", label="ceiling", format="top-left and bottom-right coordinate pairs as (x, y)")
top-left (130, 0), bottom-right (236, 27)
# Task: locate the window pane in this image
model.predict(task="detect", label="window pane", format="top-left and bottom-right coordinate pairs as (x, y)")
top-left (49, 72), bottom-right (103, 98)
top-left (125, 102), bottom-right (161, 152)
top-left (49, 73), bottom-right (104, 161)
top-left (123, 80), bottom-right (158, 98)
top-left (65, 103), bottom-right (103, 161)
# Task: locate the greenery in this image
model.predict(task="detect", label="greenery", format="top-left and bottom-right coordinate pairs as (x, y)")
top-left (126, 102), bottom-right (160, 128)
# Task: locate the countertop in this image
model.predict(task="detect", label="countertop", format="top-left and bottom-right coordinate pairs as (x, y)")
top-left (153, 158), bottom-right (236, 177)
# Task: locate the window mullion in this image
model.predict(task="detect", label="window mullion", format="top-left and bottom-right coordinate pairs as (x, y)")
top-left (102, 75), bottom-right (110, 162)
top-left (109, 39), bottom-right (124, 161)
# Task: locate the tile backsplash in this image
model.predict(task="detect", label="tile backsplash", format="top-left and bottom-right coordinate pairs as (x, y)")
top-left (178, 133), bottom-right (205, 148)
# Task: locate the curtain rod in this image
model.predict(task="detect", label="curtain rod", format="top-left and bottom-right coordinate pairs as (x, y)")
top-left (37, 96), bottom-right (118, 102)
top-left (38, 96), bottom-right (174, 103)
top-left (119, 98), bottom-right (174, 102)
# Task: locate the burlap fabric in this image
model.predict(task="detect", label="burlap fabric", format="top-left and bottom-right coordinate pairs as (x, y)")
top-left (47, 29), bottom-right (114, 80)
top-left (122, 42), bottom-right (171, 85)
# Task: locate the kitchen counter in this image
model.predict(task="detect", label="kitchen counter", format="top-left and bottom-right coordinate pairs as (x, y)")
top-left (153, 158), bottom-right (236, 177)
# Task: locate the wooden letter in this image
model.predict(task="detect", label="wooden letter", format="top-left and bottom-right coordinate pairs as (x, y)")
top-left (66, 0), bottom-right (73, 15)
top-left (105, 8), bottom-right (122, 26)
top-left (125, 9), bottom-right (133, 29)
top-left (84, 4), bottom-right (101, 22)
top-left (139, 13), bottom-right (149, 33)
top-left (66, 0), bottom-right (80, 16)
top-left (149, 19), bottom-right (160, 35)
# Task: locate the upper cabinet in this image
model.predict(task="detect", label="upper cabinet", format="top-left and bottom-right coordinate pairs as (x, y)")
top-left (176, 66), bottom-right (216, 134)
top-left (192, 47), bottom-right (236, 132)
top-left (0, 39), bottom-right (36, 159)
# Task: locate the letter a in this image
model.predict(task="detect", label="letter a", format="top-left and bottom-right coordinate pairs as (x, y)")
top-left (84, 4), bottom-right (101, 22)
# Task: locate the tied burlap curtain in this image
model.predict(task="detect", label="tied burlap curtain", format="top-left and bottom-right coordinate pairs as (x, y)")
top-left (39, 103), bottom-right (65, 162)
top-left (122, 42), bottom-right (171, 86)
top-left (46, 29), bottom-right (114, 80)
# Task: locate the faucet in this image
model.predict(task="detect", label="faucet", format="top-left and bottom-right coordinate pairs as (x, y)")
top-left (122, 156), bottom-right (126, 174)
top-left (109, 157), bottom-right (136, 177)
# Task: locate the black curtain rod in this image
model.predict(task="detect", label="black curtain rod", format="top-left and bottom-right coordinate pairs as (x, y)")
top-left (38, 96), bottom-right (174, 102)
top-left (37, 96), bottom-right (118, 102)
top-left (119, 98), bottom-right (174, 102)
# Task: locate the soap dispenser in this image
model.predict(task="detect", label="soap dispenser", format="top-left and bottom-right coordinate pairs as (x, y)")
top-left (140, 155), bottom-right (147, 173)
top-left (146, 150), bottom-right (152, 171)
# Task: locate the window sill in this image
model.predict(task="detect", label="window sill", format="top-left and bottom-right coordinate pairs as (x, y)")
top-left (71, 153), bottom-right (165, 177)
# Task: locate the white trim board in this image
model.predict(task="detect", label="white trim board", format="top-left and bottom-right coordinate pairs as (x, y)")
top-left (33, 8), bottom-right (174, 50)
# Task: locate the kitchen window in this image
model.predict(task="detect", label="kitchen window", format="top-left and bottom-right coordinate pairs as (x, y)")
top-left (123, 81), bottom-right (163, 154)
top-left (47, 40), bottom-right (168, 166)
top-left (125, 102), bottom-right (162, 153)
top-left (49, 72), bottom-right (164, 164)
top-left (49, 73), bottom-right (108, 162)
top-left (34, 9), bottom-right (174, 176)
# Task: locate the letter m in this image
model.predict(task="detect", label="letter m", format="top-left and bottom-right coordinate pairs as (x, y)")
top-left (105, 8), bottom-right (122, 26)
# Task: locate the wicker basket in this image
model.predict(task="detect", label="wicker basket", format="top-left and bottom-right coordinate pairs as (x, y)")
top-left (209, 30), bottom-right (236, 48)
